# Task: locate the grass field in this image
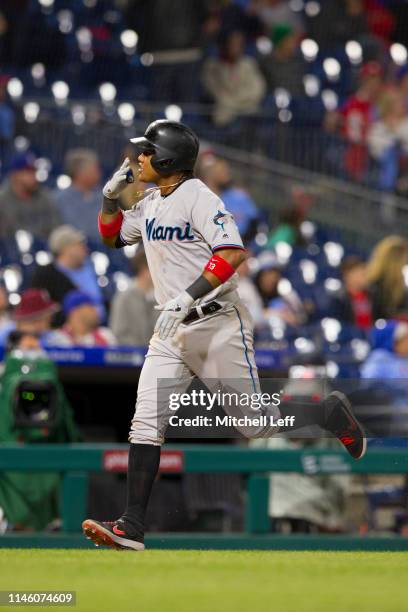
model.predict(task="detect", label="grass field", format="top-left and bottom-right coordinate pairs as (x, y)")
top-left (0, 550), bottom-right (407, 612)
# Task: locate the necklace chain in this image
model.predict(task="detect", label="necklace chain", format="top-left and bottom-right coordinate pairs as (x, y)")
top-left (134, 178), bottom-right (185, 199)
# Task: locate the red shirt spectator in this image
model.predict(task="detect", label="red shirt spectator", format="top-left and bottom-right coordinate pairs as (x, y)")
top-left (348, 289), bottom-right (373, 329)
top-left (329, 256), bottom-right (373, 330)
top-left (339, 62), bottom-right (383, 180)
top-left (365, 0), bottom-right (395, 43)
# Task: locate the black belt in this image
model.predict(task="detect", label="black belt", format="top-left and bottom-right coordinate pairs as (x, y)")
top-left (183, 301), bottom-right (222, 324)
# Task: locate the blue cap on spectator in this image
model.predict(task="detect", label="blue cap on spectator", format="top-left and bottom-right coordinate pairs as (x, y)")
top-left (371, 320), bottom-right (408, 352)
top-left (9, 151), bottom-right (37, 173)
top-left (255, 250), bottom-right (283, 274)
top-left (63, 290), bottom-right (96, 317)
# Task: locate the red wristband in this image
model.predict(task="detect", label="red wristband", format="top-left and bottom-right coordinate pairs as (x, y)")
top-left (205, 254), bottom-right (236, 283)
top-left (98, 210), bottom-right (123, 238)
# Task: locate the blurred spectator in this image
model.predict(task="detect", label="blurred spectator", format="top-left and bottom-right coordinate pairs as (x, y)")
top-left (361, 320), bottom-right (408, 446)
top-left (367, 236), bottom-right (408, 320)
top-left (266, 206), bottom-right (305, 249)
top-left (6, 329), bottom-right (42, 353)
top-left (47, 290), bottom-right (115, 347)
top-left (0, 75), bottom-right (14, 173)
top-left (361, 320), bottom-right (408, 379)
top-left (126, 0), bottom-right (211, 102)
top-left (0, 152), bottom-right (60, 241)
top-left (0, 288), bottom-right (58, 347)
top-left (249, 0), bottom-right (303, 32)
top-left (0, 284), bottom-right (12, 340)
top-left (325, 62), bottom-right (384, 181)
top-left (202, 29), bottom-right (266, 126)
top-left (365, 0), bottom-right (396, 44)
top-left (1, 0), bottom-right (65, 69)
top-left (392, 2), bottom-right (408, 47)
top-left (307, 0), bottom-right (367, 49)
top-left (55, 149), bottom-right (102, 241)
top-left (0, 1), bottom-right (30, 67)
top-left (254, 250), bottom-right (305, 326)
top-left (30, 225), bottom-right (105, 323)
top-left (109, 249), bottom-right (157, 346)
top-left (209, 1), bottom-right (264, 41)
top-left (329, 256), bottom-right (373, 330)
top-left (367, 90), bottom-right (408, 192)
top-left (198, 155), bottom-right (260, 242)
top-left (258, 23), bottom-right (305, 96)
top-left (13, 289), bottom-right (57, 338)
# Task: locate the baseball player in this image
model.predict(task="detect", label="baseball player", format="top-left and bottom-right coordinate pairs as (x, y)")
top-left (83, 120), bottom-right (366, 550)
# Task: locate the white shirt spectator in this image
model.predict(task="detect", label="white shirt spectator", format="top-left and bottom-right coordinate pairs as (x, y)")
top-left (367, 118), bottom-right (408, 160)
top-left (202, 31), bottom-right (266, 126)
top-left (47, 326), bottom-right (116, 347)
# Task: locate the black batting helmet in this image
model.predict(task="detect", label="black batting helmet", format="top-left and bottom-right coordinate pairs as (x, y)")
top-left (130, 120), bottom-right (199, 176)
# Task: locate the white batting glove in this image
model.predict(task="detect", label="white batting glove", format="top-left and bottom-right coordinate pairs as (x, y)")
top-left (154, 291), bottom-right (195, 340)
top-left (103, 158), bottom-right (131, 200)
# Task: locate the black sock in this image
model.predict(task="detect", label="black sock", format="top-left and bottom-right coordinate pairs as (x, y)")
top-left (278, 399), bottom-right (327, 432)
top-left (120, 443), bottom-right (161, 542)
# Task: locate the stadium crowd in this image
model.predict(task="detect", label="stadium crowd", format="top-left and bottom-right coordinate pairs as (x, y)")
top-left (1, 1), bottom-right (408, 190)
top-left (0, 144), bottom-right (408, 374)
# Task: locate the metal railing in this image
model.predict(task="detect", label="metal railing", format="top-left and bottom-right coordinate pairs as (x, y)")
top-left (213, 143), bottom-right (408, 248)
top-left (0, 443), bottom-right (408, 535)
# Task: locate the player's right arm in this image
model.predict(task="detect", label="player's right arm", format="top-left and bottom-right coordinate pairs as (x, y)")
top-left (100, 204), bottom-right (121, 248)
top-left (98, 158), bottom-right (138, 248)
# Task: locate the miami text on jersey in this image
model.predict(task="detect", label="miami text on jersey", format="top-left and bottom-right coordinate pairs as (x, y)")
top-left (145, 218), bottom-right (195, 241)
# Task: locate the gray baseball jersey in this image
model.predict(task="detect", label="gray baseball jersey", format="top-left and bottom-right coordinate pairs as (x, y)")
top-left (119, 178), bottom-right (244, 305)
top-left (119, 177), bottom-right (281, 445)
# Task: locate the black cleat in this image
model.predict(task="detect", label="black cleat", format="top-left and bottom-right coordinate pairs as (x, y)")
top-left (82, 519), bottom-right (145, 551)
top-left (324, 391), bottom-right (367, 460)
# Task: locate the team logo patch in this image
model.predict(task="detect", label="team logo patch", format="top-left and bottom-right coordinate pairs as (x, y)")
top-left (213, 210), bottom-right (227, 231)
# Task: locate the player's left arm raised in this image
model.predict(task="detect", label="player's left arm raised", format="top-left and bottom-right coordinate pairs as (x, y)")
top-left (98, 158), bottom-right (134, 248)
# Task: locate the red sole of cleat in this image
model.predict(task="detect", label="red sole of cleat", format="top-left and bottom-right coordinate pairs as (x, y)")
top-left (82, 520), bottom-right (123, 550)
